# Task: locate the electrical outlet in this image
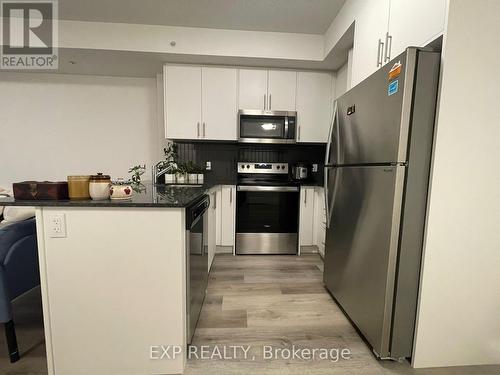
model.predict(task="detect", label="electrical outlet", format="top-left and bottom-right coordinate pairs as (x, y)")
top-left (49, 213), bottom-right (66, 238)
top-left (312, 164), bottom-right (318, 172)
top-left (206, 161), bottom-right (211, 171)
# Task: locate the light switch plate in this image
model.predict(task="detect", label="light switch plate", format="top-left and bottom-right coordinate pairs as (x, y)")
top-left (49, 213), bottom-right (66, 238)
top-left (312, 164), bottom-right (318, 172)
top-left (206, 161), bottom-right (211, 170)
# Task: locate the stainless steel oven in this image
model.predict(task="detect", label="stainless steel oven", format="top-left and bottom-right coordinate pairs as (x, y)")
top-left (236, 163), bottom-right (299, 254)
top-left (238, 110), bottom-right (296, 144)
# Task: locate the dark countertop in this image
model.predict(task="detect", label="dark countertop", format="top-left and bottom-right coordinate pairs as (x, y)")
top-left (0, 180), bottom-right (322, 209)
top-left (0, 183), bottom-right (213, 208)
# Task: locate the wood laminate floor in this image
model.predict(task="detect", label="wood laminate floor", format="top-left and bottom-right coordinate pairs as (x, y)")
top-left (185, 254), bottom-right (500, 375)
top-left (1, 255), bottom-right (499, 375)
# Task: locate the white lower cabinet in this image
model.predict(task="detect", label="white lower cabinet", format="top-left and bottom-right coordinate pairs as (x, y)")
top-left (313, 187), bottom-right (327, 257)
top-left (299, 186), bottom-right (327, 256)
top-left (215, 185), bottom-right (236, 249)
top-left (299, 187), bottom-right (316, 246)
top-left (207, 188), bottom-right (217, 270)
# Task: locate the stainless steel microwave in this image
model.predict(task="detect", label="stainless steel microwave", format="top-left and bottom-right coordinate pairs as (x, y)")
top-left (238, 110), bottom-right (296, 144)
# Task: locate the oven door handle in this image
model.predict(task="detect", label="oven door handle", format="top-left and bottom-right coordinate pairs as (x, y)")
top-left (236, 185), bottom-right (299, 192)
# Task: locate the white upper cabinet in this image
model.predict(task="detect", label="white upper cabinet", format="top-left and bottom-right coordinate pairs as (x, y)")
top-left (202, 67), bottom-right (238, 141)
top-left (165, 65), bottom-right (238, 140)
top-left (351, 0), bottom-right (390, 87)
top-left (296, 71), bottom-right (333, 143)
top-left (238, 69), bottom-right (268, 111)
top-left (239, 68), bottom-right (296, 111)
top-left (350, 0), bottom-right (446, 86)
top-left (164, 65), bottom-right (202, 139)
top-left (387, 0), bottom-right (447, 60)
top-left (267, 70), bottom-right (296, 111)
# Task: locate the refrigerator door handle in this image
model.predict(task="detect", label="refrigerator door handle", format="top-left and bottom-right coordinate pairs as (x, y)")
top-left (324, 168), bottom-right (330, 227)
top-left (324, 166), bottom-right (338, 229)
top-left (335, 103), bottom-right (341, 166)
top-left (325, 100), bottom-right (338, 167)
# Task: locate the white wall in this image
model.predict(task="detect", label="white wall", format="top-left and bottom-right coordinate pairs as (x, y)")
top-left (413, 0), bottom-right (500, 368)
top-left (0, 73), bottom-right (160, 187)
top-left (334, 48), bottom-right (353, 99)
top-left (59, 20), bottom-right (324, 62)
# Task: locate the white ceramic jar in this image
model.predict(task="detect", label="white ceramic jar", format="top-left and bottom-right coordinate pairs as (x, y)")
top-left (89, 173), bottom-right (111, 200)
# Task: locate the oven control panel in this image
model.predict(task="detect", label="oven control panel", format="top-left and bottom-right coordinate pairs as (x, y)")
top-left (237, 162), bottom-right (289, 174)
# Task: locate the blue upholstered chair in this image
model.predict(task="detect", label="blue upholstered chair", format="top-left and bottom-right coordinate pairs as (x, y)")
top-left (0, 217), bottom-right (40, 363)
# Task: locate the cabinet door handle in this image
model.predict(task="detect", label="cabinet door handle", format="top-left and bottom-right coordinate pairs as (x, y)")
top-left (269, 94), bottom-right (272, 110)
top-left (384, 33), bottom-right (392, 63)
top-left (213, 193), bottom-right (216, 210)
top-left (203, 122), bottom-right (206, 137)
top-left (229, 188), bottom-right (232, 204)
top-left (304, 190), bottom-right (307, 204)
top-left (263, 94), bottom-right (266, 110)
top-left (197, 122), bottom-right (200, 137)
top-left (298, 126), bottom-right (301, 141)
top-left (377, 39), bottom-right (385, 67)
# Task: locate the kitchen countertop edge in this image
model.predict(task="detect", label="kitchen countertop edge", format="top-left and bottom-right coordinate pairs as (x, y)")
top-left (0, 183), bottom-right (214, 209)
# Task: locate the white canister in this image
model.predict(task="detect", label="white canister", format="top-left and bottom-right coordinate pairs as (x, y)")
top-left (165, 174), bottom-right (176, 184)
top-left (188, 173), bottom-right (198, 184)
top-left (176, 173), bottom-right (186, 184)
top-left (89, 173), bottom-right (111, 200)
top-left (197, 174), bottom-right (204, 184)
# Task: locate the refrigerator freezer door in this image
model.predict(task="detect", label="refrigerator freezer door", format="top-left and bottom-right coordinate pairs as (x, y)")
top-left (336, 49), bottom-right (417, 165)
top-left (323, 165), bottom-right (405, 357)
top-left (325, 101), bottom-right (339, 167)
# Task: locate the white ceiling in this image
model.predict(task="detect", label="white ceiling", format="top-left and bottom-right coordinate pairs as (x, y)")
top-left (59, 0), bottom-right (346, 35)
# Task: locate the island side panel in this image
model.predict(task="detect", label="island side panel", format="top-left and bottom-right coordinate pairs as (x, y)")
top-left (37, 207), bottom-right (186, 375)
top-left (35, 208), bottom-right (56, 375)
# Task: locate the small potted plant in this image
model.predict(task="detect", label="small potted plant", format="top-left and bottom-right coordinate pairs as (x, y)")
top-left (128, 165), bottom-right (146, 183)
top-left (175, 164), bottom-right (187, 184)
top-left (159, 143), bottom-right (178, 183)
top-left (185, 161), bottom-right (199, 184)
top-left (195, 163), bottom-right (205, 184)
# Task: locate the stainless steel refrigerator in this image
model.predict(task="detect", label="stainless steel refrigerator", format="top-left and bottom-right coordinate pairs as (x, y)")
top-left (323, 47), bottom-right (440, 360)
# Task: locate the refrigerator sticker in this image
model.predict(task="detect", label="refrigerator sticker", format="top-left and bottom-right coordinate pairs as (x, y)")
top-left (388, 80), bottom-right (399, 96)
top-left (388, 61), bottom-right (402, 80)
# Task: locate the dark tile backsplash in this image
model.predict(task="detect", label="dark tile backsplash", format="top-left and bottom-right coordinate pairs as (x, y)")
top-left (175, 141), bottom-right (326, 185)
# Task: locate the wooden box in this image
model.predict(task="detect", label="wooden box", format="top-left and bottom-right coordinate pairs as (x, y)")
top-left (13, 181), bottom-right (69, 200)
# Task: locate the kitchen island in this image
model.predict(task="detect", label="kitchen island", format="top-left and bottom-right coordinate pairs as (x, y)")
top-left (0, 184), bottom-right (210, 375)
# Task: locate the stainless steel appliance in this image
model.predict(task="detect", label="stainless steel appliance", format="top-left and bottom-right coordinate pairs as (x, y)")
top-left (185, 194), bottom-right (209, 344)
top-left (236, 162), bottom-right (299, 254)
top-left (238, 110), bottom-right (296, 144)
top-left (291, 163), bottom-right (309, 181)
top-left (323, 48), bottom-right (441, 360)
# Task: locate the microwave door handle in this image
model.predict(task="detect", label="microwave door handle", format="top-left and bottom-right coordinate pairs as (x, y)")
top-left (284, 116), bottom-right (289, 139)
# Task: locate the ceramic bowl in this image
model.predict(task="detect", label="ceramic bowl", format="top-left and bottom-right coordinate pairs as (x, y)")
top-left (110, 181), bottom-right (133, 200)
